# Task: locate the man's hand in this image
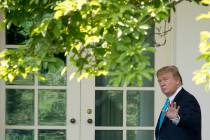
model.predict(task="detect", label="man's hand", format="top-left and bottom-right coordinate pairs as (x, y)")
top-left (164, 102), bottom-right (180, 119)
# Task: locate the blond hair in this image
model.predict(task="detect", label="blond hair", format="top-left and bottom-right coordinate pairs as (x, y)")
top-left (156, 65), bottom-right (183, 85)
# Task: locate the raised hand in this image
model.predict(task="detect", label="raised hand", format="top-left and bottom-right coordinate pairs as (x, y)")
top-left (164, 102), bottom-right (180, 119)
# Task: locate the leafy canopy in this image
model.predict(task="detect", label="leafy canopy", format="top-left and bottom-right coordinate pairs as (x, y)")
top-left (0, 0), bottom-right (201, 86)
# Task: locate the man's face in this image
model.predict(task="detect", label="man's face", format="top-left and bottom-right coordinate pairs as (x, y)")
top-left (157, 72), bottom-right (180, 97)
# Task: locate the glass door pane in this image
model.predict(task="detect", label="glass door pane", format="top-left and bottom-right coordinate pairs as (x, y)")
top-left (6, 129), bottom-right (34, 140)
top-left (38, 130), bottom-right (66, 140)
top-left (127, 130), bottom-right (154, 140)
top-left (38, 89), bottom-right (66, 125)
top-left (6, 74), bottom-right (34, 85)
top-left (95, 130), bottom-right (122, 140)
top-left (95, 90), bottom-right (123, 126)
top-left (6, 24), bottom-right (28, 45)
top-left (6, 89), bottom-right (34, 125)
top-left (38, 53), bottom-right (67, 86)
top-left (127, 90), bottom-right (154, 126)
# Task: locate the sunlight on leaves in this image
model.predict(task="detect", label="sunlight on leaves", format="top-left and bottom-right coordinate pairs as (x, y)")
top-left (193, 6), bottom-right (210, 91)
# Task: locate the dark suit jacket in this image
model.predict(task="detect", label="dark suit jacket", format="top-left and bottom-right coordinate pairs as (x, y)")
top-left (155, 88), bottom-right (202, 140)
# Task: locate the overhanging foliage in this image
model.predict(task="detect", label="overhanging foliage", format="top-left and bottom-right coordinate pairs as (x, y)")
top-left (0, 0), bottom-right (201, 86)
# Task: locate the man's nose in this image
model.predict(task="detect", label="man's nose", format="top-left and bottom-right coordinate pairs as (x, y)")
top-left (160, 82), bottom-right (165, 87)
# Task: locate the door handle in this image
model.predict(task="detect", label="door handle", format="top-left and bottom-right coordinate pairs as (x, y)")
top-left (87, 118), bottom-right (93, 124)
top-left (70, 118), bottom-right (76, 123)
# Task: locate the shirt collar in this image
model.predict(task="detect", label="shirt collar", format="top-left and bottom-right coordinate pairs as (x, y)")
top-left (168, 86), bottom-right (182, 102)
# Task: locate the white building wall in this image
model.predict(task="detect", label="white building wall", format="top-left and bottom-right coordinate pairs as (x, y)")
top-left (175, 2), bottom-right (210, 140)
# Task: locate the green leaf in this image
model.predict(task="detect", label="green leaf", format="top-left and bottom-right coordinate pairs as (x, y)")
top-left (61, 66), bottom-right (68, 76)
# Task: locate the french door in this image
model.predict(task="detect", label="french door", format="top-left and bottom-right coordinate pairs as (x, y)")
top-left (1, 66), bottom-right (81, 140)
top-left (0, 72), bottom-right (155, 140)
top-left (81, 77), bottom-right (155, 140)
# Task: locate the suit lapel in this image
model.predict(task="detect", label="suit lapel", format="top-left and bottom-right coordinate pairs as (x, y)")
top-left (173, 88), bottom-right (185, 103)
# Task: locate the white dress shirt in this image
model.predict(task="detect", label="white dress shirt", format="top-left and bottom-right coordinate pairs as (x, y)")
top-left (168, 86), bottom-right (182, 125)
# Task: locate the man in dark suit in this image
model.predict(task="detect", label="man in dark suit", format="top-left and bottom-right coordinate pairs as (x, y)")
top-left (155, 65), bottom-right (201, 140)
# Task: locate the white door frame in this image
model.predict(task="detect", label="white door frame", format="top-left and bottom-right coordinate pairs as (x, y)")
top-left (67, 68), bottom-right (81, 140)
top-left (81, 78), bottom-right (95, 140)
